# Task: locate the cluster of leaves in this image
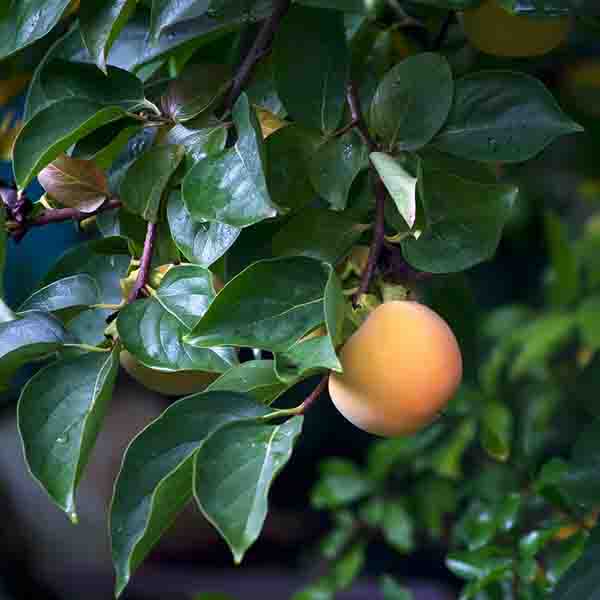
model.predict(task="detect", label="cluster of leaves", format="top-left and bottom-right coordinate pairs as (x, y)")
top-left (0, 1), bottom-right (595, 599)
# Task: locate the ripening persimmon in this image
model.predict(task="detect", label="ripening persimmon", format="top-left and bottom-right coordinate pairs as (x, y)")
top-left (328, 301), bottom-right (462, 437)
top-left (462, 0), bottom-right (570, 58)
top-left (119, 350), bottom-right (219, 396)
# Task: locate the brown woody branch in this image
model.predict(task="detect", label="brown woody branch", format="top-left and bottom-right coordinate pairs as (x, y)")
top-left (296, 375), bottom-right (329, 414)
top-left (127, 221), bottom-right (157, 304)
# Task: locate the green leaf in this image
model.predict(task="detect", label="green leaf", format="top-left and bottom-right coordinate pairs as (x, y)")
top-left (434, 71), bottom-right (583, 163)
top-left (265, 125), bottom-right (318, 212)
top-left (150, 0), bottom-right (209, 40)
top-left (185, 257), bottom-right (330, 352)
top-left (206, 360), bottom-right (293, 405)
top-left (18, 274), bottom-right (100, 317)
top-left (0, 0), bottom-right (72, 60)
top-left (275, 336), bottom-right (341, 383)
top-left (272, 207), bottom-right (367, 265)
top-left (13, 99), bottom-right (128, 189)
top-left (446, 547), bottom-right (514, 584)
top-left (194, 416), bottom-right (303, 563)
top-left (26, 57), bottom-right (145, 121)
top-left (18, 347), bottom-right (119, 519)
top-left (498, 0), bottom-right (570, 16)
top-left (481, 401), bottom-right (513, 462)
top-left (0, 204), bottom-right (6, 298)
top-left (167, 191), bottom-right (240, 267)
top-left (164, 122), bottom-right (228, 171)
top-left (161, 63), bottom-right (231, 122)
top-left (430, 419), bottom-right (477, 479)
top-left (332, 542), bottom-right (365, 589)
top-left (552, 526), bottom-right (600, 599)
top-left (273, 5), bottom-right (349, 134)
top-left (370, 53), bottom-right (453, 151)
top-left (80, 0), bottom-right (138, 73)
top-left (402, 163), bottom-right (517, 273)
top-left (308, 130), bottom-right (369, 211)
top-left (120, 144), bottom-right (185, 223)
top-left (381, 576), bottom-right (414, 600)
top-left (297, 0), bottom-right (366, 11)
top-left (0, 311), bottom-right (68, 391)
top-left (370, 152), bottom-right (417, 228)
top-left (110, 391), bottom-right (272, 597)
top-left (382, 501), bottom-right (415, 553)
top-left (154, 265), bottom-right (217, 330)
top-left (576, 296), bottom-right (600, 350)
top-left (183, 94), bottom-right (277, 227)
top-left (544, 211), bottom-right (578, 307)
top-left (311, 459), bottom-right (372, 509)
top-left (117, 298), bottom-right (236, 373)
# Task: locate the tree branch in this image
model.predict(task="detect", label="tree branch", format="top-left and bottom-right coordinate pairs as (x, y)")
top-left (346, 82), bottom-right (377, 153)
top-left (127, 221), bottom-right (157, 304)
top-left (222, 0), bottom-right (292, 113)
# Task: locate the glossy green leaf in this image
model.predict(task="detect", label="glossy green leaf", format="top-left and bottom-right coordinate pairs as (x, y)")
top-left (265, 125), bottom-right (319, 212)
top-left (275, 336), bottom-right (341, 383)
top-left (110, 391), bottom-right (272, 597)
top-left (0, 0), bottom-right (72, 60)
top-left (80, 0), bottom-right (138, 73)
top-left (308, 130), bottom-right (369, 211)
top-left (194, 416), bottom-right (303, 562)
top-left (13, 99), bottom-right (128, 189)
top-left (25, 57), bottom-right (145, 121)
top-left (120, 144), bottom-right (185, 223)
top-left (117, 298), bottom-right (236, 373)
top-left (206, 360), bottom-right (293, 405)
top-left (381, 576), bottom-right (414, 600)
top-left (434, 71), bottom-right (583, 162)
top-left (150, 0), bottom-right (210, 40)
top-left (161, 63), bottom-right (231, 122)
top-left (183, 94), bottom-right (277, 227)
top-left (370, 53), bottom-right (453, 151)
top-left (18, 274), bottom-right (100, 316)
top-left (382, 501), bottom-right (415, 553)
top-left (447, 547), bottom-right (514, 583)
top-left (0, 311), bottom-right (68, 391)
top-left (370, 152), bottom-right (417, 228)
top-left (167, 191), bottom-right (239, 267)
top-left (544, 211), bottom-right (578, 307)
top-left (402, 164), bottom-right (517, 273)
top-left (481, 400), bottom-right (513, 462)
top-left (154, 264), bottom-right (217, 330)
top-left (185, 257), bottom-right (330, 352)
top-left (164, 122), bottom-right (228, 171)
top-left (18, 347), bottom-right (119, 518)
top-left (272, 207), bottom-right (367, 265)
top-left (273, 5), bottom-right (349, 133)
top-left (311, 459), bottom-right (372, 509)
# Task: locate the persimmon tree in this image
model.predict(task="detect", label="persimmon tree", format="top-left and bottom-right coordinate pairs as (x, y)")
top-left (0, 1), bottom-right (598, 599)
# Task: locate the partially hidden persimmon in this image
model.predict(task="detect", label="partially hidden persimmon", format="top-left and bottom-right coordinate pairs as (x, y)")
top-left (328, 301), bottom-right (462, 437)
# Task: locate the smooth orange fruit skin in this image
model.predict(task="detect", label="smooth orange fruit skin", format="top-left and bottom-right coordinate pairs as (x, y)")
top-left (329, 301), bottom-right (462, 437)
top-left (462, 0), bottom-right (570, 58)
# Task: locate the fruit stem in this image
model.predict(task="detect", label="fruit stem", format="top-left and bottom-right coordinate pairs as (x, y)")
top-left (127, 221), bottom-right (157, 304)
top-left (263, 374), bottom-right (330, 419)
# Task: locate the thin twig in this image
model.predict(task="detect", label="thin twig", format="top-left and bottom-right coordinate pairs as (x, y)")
top-left (222, 0), bottom-right (292, 113)
top-left (297, 375), bottom-right (329, 414)
top-left (431, 12), bottom-right (453, 51)
top-left (127, 221), bottom-right (157, 304)
top-left (346, 82), bottom-right (377, 153)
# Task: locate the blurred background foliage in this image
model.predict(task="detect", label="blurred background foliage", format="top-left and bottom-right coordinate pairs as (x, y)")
top-left (3, 2), bottom-right (600, 600)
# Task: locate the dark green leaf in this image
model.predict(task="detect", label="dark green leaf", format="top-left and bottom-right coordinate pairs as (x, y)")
top-left (185, 257), bottom-right (330, 352)
top-left (332, 543), bottom-right (365, 588)
top-left (0, 0), bottom-right (71, 59)
top-left (18, 347), bottom-right (119, 518)
top-left (272, 207), bottom-right (367, 265)
top-left (481, 400), bottom-right (513, 462)
top-left (434, 71), bottom-right (583, 162)
top-left (499, 0), bottom-right (570, 16)
top-left (150, 0), bottom-right (210, 40)
top-left (370, 53), bottom-right (453, 151)
top-left (370, 152), bottom-right (417, 228)
top-left (194, 416), bottom-right (303, 562)
top-left (120, 144), bottom-right (185, 222)
top-left (206, 360), bottom-right (293, 405)
top-left (0, 311), bottom-right (68, 391)
top-left (273, 5), bottom-right (349, 134)
top-left (297, 0), bottom-right (366, 11)
top-left (117, 298), bottom-right (236, 373)
top-left (430, 419), bottom-right (477, 479)
top-left (576, 296), bottom-right (600, 350)
top-left (167, 191), bottom-right (240, 267)
top-left (183, 94), bottom-right (277, 227)
top-left (308, 130), bottom-right (369, 211)
top-left (402, 163), bottom-right (517, 273)
top-left (154, 264), bottom-right (217, 330)
top-left (13, 99), bottom-right (128, 189)
top-left (18, 274), bottom-right (100, 316)
top-left (446, 547), bottom-right (514, 583)
top-left (311, 459), bottom-right (372, 509)
top-left (381, 576), bottom-right (414, 600)
top-left (382, 501), bottom-right (415, 553)
top-left (110, 391), bottom-right (272, 597)
top-left (275, 336), bottom-right (341, 383)
top-left (80, 0), bottom-right (138, 73)
top-left (544, 211), bottom-right (578, 307)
